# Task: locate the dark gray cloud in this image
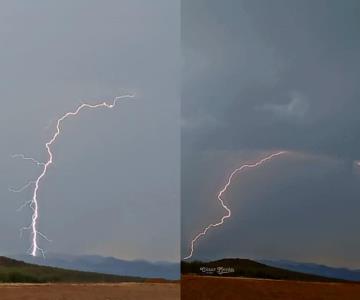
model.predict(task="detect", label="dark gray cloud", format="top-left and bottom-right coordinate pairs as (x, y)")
top-left (182, 0), bottom-right (360, 158)
top-left (0, 0), bottom-right (179, 262)
top-left (182, 0), bottom-right (360, 268)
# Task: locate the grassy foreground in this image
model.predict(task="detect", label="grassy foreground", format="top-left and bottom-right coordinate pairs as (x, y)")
top-left (182, 275), bottom-right (360, 300)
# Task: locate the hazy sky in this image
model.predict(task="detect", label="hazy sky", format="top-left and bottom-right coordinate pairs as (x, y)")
top-left (0, 0), bottom-right (179, 262)
top-left (182, 0), bottom-right (360, 268)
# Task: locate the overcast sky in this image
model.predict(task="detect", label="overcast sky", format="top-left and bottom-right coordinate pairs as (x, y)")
top-left (182, 0), bottom-right (360, 268)
top-left (0, 0), bottom-right (179, 262)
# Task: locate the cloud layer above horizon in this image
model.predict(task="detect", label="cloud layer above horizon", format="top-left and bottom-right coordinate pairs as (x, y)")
top-left (0, 0), bottom-right (180, 262)
top-left (182, 0), bottom-right (360, 268)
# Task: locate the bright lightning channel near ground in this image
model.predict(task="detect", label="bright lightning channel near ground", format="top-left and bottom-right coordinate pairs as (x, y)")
top-left (10, 95), bottom-right (134, 257)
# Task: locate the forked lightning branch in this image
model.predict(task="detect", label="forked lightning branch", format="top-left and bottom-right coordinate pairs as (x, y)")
top-left (184, 151), bottom-right (286, 260)
top-left (10, 95), bottom-right (134, 257)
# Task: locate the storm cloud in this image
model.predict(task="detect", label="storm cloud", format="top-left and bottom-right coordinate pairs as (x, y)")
top-left (0, 0), bottom-right (179, 262)
top-left (182, 0), bottom-right (360, 268)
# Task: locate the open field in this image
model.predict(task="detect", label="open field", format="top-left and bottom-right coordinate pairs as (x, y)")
top-left (0, 282), bottom-right (180, 300)
top-left (182, 275), bottom-right (360, 300)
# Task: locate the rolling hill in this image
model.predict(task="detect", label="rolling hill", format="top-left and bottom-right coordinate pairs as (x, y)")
top-left (181, 258), bottom-right (346, 282)
top-left (0, 256), bottom-right (144, 283)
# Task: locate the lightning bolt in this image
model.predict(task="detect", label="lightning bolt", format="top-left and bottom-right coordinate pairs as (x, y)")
top-left (11, 94), bottom-right (135, 257)
top-left (11, 154), bottom-right (45, 167)
top-left (183, 151), bottom-right (286, 260)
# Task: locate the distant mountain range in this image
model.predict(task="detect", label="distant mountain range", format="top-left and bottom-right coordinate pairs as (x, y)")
top-left (0, 256), bottom-right (143, 283)
top-left (182, 258), bottom-right (342, 282)
top-left (8, 253), bottom-right (180, 280)
top-left (8, 253), bottom-right (359, 282)
top-left (259, 259), bottom-right (360, 282)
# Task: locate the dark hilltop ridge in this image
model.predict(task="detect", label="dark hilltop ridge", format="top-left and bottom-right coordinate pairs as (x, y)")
top-left (0, 256), bottom-right (144, 283)
top-left (182, 258), bottom-right (351, 282)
